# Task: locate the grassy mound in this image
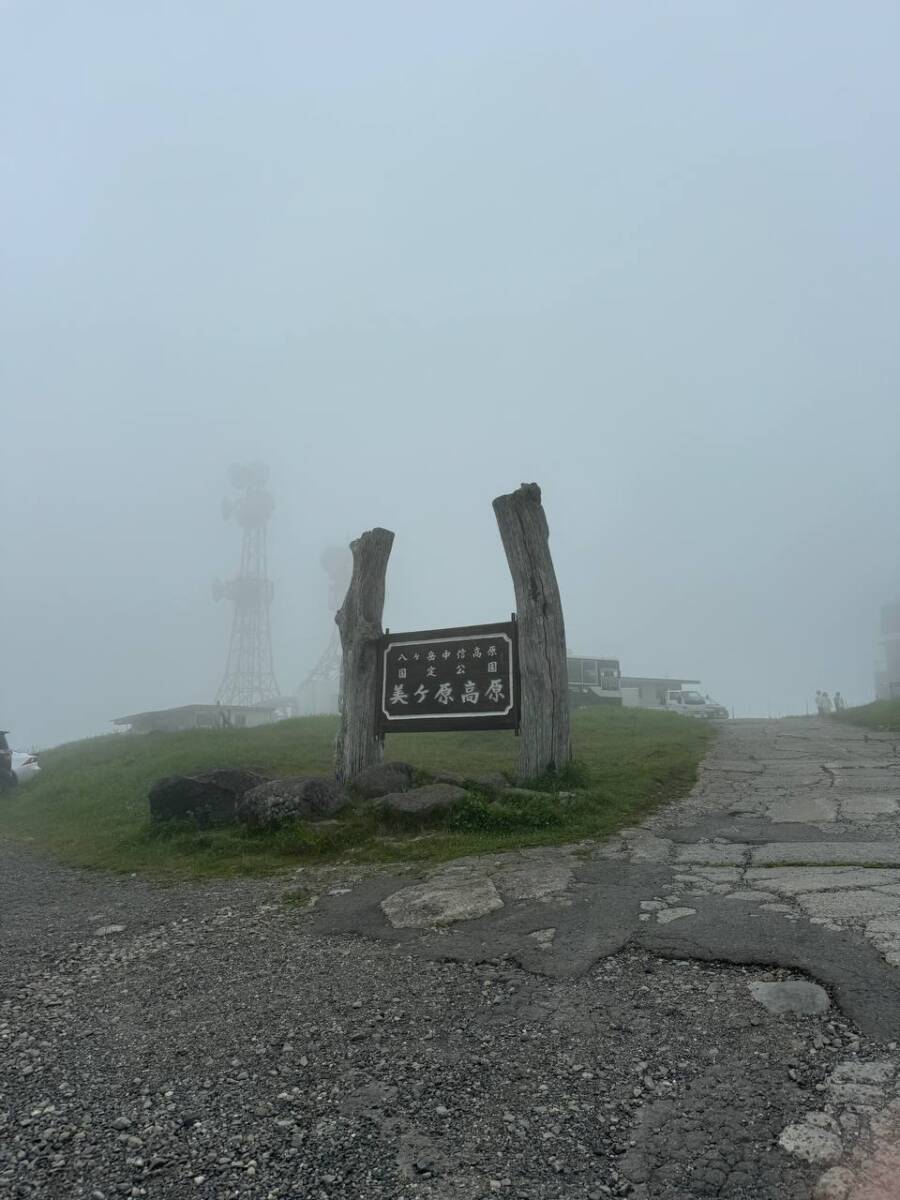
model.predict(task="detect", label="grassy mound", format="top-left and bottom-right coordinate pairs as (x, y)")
top-left (832, 699), bottom-right (900, 732)
top-left (0, 708), bottom-right (714, 878)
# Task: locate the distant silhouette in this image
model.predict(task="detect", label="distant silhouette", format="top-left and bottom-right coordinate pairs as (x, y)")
top-left (820, 691), bottom-right (834, 714)
top-left (833, 691), bottom-right (846, 711)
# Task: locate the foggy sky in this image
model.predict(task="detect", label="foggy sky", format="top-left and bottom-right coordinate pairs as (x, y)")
top-left (3, 1), bottom-right (900, 750)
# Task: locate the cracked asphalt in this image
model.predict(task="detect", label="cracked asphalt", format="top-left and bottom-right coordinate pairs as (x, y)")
top-left (3, 717), bottom-right (900, 1199)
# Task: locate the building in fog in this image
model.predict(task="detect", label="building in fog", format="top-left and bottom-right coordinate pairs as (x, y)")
top-left (876, 603), bottom-right (900, 700)
top-left (619, 676), bottom-right (702, 708)
top-left (112, 703), bottom-right (282, 734)
top-left (566, 655), bottom-right (623, 704)
top-left (566, 655), bottom-right (702, 709)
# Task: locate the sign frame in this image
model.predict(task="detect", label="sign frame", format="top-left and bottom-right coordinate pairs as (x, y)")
top-left (375, 617), bottom-right (520, 736)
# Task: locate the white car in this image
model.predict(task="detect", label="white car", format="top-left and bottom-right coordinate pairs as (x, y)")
top-left (11, 751), bottom-right (40, 784)
top-left (664, 690), bottom-right (729, 720)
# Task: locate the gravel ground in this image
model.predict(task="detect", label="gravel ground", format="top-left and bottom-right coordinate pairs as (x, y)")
top-left (0, 843), bottom-right (875, 1200)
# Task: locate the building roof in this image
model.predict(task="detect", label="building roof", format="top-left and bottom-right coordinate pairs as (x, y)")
top-left (112, 702), bottom-right (281, 726)
top-left (619, 677), bottom-right (700, 687)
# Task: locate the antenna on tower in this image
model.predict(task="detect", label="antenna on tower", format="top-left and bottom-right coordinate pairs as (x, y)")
top-left (214, 463), bottom-right (281, 706)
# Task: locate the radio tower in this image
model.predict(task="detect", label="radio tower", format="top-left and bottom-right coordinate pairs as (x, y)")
top-left (213, 463), bottom-right (281, 705)
top-left (296, 546), bottom-right (352, 713)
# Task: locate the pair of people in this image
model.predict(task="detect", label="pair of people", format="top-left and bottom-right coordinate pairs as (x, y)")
top-left (816, 690), bottom-right (845, 714)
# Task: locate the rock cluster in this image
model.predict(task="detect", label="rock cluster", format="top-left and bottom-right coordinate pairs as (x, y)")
top-left (148, 758), bottom-right (489, 830)
top-left (148, 769), bottom-right (264, 827)
top-left (349, 760), bottom-right (417, 799)
top-left (236, 777), bottom-right (345, 830)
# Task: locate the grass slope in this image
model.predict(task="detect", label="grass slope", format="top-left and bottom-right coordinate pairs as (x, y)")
top-left (0, 708), bottom-right (714, 879)
top-left (832, 699), bottom-right (900, 732)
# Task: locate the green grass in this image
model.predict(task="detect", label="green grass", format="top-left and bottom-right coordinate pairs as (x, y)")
top-left (832, 699), bottom-right (900, 732)
top-left (0, 708), bottom-right (714, 879)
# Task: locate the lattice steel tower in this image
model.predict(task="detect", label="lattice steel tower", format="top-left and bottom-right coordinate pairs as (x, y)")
top-left (214, 463), bottom-right (281, 705)
top-left (295, 546), bottom-right (352, 713)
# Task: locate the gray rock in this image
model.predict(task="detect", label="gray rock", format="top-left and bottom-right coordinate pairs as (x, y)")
top-left (465, 772), bottom-right (510, 792)
top-left (149, 769), bottom-right (264, 827)
top-left (381, 875), bottom-right (504, 928)
top-left (351, 761), bottom-right (416, 800)
top-left (778, 1121), bottom-right (843, 1165)
top-left (237, 776), bottom-right (345, 829)
top-left (656, 907), bottom-right (696, 924)
top-left (431, 770), bottom-right (465, 786)
top-left (748, 980), bottom-right (830, 1016)
top-left (376, 783), bottom-right (467, 815)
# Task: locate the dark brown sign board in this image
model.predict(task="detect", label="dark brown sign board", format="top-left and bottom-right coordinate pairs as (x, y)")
top-left (376, 620), bottom-right (519, 734)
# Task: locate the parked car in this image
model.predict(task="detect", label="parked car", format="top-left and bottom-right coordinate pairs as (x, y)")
top-left (0, 733), bottom-right (40, 790)
top-left (0, 731), bottom-right (16, 792)
top-left (664, 690), bottom-right (729, 720)
top-left (12, 750), bottom-right (40, 784)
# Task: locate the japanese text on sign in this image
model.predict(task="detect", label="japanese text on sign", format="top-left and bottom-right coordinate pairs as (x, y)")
top-left (377, 622), bottom-right (518, 733)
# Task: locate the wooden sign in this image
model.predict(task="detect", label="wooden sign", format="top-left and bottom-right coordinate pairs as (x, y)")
top-left (376, 620), bottom-right (519, 734)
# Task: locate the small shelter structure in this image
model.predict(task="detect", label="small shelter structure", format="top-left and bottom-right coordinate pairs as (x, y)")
top-left (112, 703), bottom-right (280, 734)
top-left (566, 656), bottom-right (623, 705)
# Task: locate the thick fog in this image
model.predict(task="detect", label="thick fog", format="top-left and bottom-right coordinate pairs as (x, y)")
top-left (3, 2), bottom-right (899, 750)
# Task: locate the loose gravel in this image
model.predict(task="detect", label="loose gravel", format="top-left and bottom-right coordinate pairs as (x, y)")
top-left (0, 843), bottom-right (878, 1199)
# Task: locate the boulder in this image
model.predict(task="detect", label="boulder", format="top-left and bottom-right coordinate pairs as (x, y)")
top-left (351, 761), bottom-right (416, 800)
top-left (465, 772), bottom-right (510, 792)
top-left (431, 771), bottom-right (509, 791)
top-left (149, 769), bottom-right (264, 827)
top-left (431, 770), bottom-right (465, 786)
top-left (376, 783), bottom-right (468, 816)
top-left (237, 776), bottom-right (345, 830)
top-left (203, 768), bottom-right (268, 796)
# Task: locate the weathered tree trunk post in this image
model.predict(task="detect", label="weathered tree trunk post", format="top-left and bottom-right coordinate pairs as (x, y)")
top-left (334, 527), bottom-right (395, 782)
top-left (493, 483), bottom-right (571, 780)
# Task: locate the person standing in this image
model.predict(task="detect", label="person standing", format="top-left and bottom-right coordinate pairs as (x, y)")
top-left (0, 730), bottom-right (16, 792)
top-left (815, 691), bottom-right (825, 715)
top-left (834, 691), bottom-right (846, 711)
top-left (821, 691), bottom-right (834, 714)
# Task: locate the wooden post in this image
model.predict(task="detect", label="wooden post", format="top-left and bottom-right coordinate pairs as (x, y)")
top-left (493, 483), bottom-right (571, 780)
top-left (334, 527), bottom-right (395, 782)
